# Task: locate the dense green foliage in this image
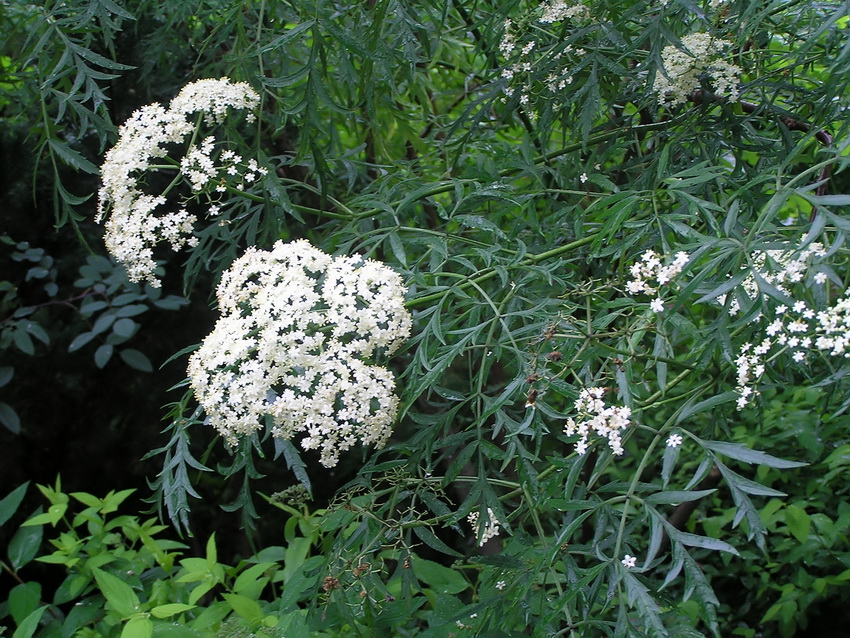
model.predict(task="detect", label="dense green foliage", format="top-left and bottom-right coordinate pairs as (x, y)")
top-left (2, 0), bottom-right (850, 636)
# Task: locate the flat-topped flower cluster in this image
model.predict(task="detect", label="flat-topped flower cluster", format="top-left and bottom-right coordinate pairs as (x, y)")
top-left (652, 32), bottom-right (742, 105)
top-left (97, 78), bottom-right (261, 287)
top-left (187, 240), bottom-right (412, 468)
top-left (564, 387), bottom-right (631, 455)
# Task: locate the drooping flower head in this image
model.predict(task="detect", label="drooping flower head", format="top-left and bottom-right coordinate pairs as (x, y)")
top-left (97, 78), bottom-right (261, 286)
top-left (188, 239), bottom-right (412, 468)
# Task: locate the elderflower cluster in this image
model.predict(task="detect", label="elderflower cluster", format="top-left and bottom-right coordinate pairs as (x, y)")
top-left (652, 33), bottom-right (742, 106)
top-left (539, 0), bottom-right (590, 23)
top-left (564, 387), bottom-right (631, 455)
top-left (626, 250), bottom-right (689, 313)
top-left (735, 296), bottom-right (850, 409)
top-left (721, 241), bottom-right (827, 317)
top-left (97, 78), bottom-right (260, 286)
top-left (468, 508), bottom-right (501, 546)
top-left (187, 240), bottom-right (412, 468)
top-left (497, 4), bottom-right (590, 109)
top-left (730, 239), bottom-right (843, 408)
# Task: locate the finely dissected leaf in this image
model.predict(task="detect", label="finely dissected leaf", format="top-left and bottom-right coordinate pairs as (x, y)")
top-left (703, 440), bottom-right (807, 469)
top-left (645, 489), bottom-right (717, 505)
top-left (412, 525), bottom-right (463, 558)
top-left (47, 139), bottom-right (99, 174)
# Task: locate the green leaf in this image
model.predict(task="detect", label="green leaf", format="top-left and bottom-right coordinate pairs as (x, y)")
top-left (150, 603), bottom-right (196, 619)
top-left (222, 593), bottom-right (264, 623)
top-left (783, 505), bottom-right (811, 544)
top-left (92, 567), bottom-right (141, 618)
top-left (703, 441), bottom-right (807, 469)
top-left (9, 582), bottom-right (41, 625)
top-left (0, 402), bottom-right (21, 434)
top-left (48, 139), bottom-right (99, 174)
top-left (112, 318), bottom-right (137, 338)
top-left (645, 489), bottom-right (717, 505)
top-left (121, 614), bottom-right (153, 638)
top-left (95, 344), bottom-right (114, 368)
top-left (8, 520), bottom-right (43, 570)
top-left (0, 366), bottom-right (13, 387)
top-left (412, 557), bottom-right (469, 594)
top-left (0, 482), bottom-right (28, 527)
top-left (68, 331), bottom-right (96, 353)
top-left (12, 605), bottom-right (47, 638)
top-left (119, 349), bottom-right (153, 372)
top-left (412, 525), bottom-right (463, 558)
top-left (675, 392), bottom-right (738, 425)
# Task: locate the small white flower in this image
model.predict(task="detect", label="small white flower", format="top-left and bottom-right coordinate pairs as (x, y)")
top-left (815, 272), bottom-right (828, 284)
top-left (580, 172), bottom-right (588, 183)
top-left (495, 580), bottom-right (506, 590)
top-left (666, 433), bottom-right (683, 448)
top-left (621, 554), bottom-right (637, 568)
top-left (650, 298), bottom-right (665, 313)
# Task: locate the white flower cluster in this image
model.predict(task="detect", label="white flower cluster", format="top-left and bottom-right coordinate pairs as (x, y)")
top-left (539, 0), bottom-right (590, 24)
top-left (97, 78), bottom-right (260, 286)
top-left (468, 508), bottom-right (501, 546)
top-left (626, 250), bottom-right (689, 314)
top-left (735, 296), bottom-right (850, 409)
top-left (729, 239), bottom-right (844, 408)
top-left (187, 239), bottom-right (412, 468)
top-left (498, 8), bottom-right (589, 109)
top-left (564, 387), bottom-right (631, 455)
top-left (652, 33), bottom-right (742, 106)
top-left (722, 241), bottom-right (827, 317)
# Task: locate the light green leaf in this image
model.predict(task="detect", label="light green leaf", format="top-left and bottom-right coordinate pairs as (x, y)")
top-left (121, 614), bottom-right (153, 638)
top-left (150, 603), bottom-right (196, 619)
top-left (12, 605), bottom-right (47, 638)
top-left (92, 567), bottom-right (141, 618)
top-left (223, 593), bottom-right (264, 622)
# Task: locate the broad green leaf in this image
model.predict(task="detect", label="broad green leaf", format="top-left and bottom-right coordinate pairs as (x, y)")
top-left (150, 603), bottom-right (196, 619)
top-left (121, 614), bottom-right (153, 638)
top-left (12, 605), bottom-right (47, 638)
top-left (119, 349), bottom-right (153, 372)
top-left (412, 557), bottom-right (469, 594)
top-left (0, 402), bottom-right (21, 434)
top-left (223, 593), bottom-right (264, 622)
top-left (0, 482), bottom-right (28, 527)
top-left (8, 582), bottom-right (41, 625)
top-left (9, 520), bottom-right (43, 570)
top-left (92, 568), bottom-right (141, 618)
